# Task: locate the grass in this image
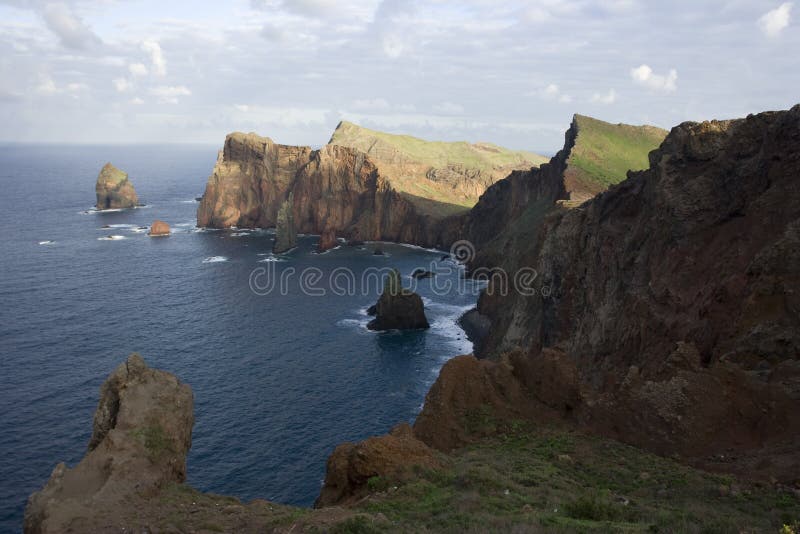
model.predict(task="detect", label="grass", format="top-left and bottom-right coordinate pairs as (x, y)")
top-left (567, 115), bottom-right (667, 190)
top-left (329, 121), bottom-right (547, 216)
top-left (349, 423), bottom-right (800, 533)
top-left (130, 423), bottom-right (174, 461)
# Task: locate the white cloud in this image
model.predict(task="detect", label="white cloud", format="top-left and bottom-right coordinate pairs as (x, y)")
top-left (235, 104), bottom-right (250, 112)
top-left (591, 88), bottom-right (617, 104)
top-left (149, 85), bottom-right (191, 104)
top-left (40, 2), bottom-right (100, 50)
top-left (128, 63), bottom-right (148, 77)
top-left (630, 64), bottom-right (677, 93)
top-left (759, 3), bottom-right (793, 37)
top-left (535, 83), bottom-right (572, 103)
top-left (36, 76), bottom-right (87, 96)
top-left (433, 101), bottom-right (464, 115)
top-left (113, 78), bottom-right (131, 92)
top-left (142, 40), bottom-right (166, 77)
top-left (130, 97), bottom-right (145, 105)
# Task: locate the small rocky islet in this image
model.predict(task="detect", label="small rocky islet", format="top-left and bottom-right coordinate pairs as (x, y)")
top-left (94, 162), bottom-right (139, 210)
top-left (33, 106), bottom-right (800, 532)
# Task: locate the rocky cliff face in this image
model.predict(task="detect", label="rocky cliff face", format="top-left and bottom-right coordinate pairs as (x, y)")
top-left (95, 163), bottom-right (139, 210)
top-left (273, 193), bottom-right (297, 253)
top-left (466, 106), bottom-right (800, 478)
top-left (197, 133), bottom-right (446, 246)
top-left (25, 354), bottom-right (193, 534)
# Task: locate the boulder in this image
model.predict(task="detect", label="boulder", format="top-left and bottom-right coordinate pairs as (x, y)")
top-left (148, 220), bottom-right (170, 237)
top-left (24, 354), bottom-right (193, 534)
top-left (95, 163), bottom-right (139, 210)
top-left (367, 269), bottom-right (429, 331)
top-left (411, 268), bottom-right (435, 280)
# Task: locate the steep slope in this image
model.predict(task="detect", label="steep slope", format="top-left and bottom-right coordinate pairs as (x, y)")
top-left (456, 115), bottom-right (666, 270)
top-left (329, 121), bottom-right (548, 216)
top-left (462, 106), bottom-right (800, 478)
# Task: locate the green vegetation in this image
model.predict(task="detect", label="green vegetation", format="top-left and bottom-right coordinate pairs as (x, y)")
top-left (130, 423), bottom-right (174, 461)
top-left (329, 121), bottom-right (547, 216)
top-left (347, 424), bottom-right (800, 533)
top-left (330, 121), bottom-right (547, 172)
top-left (568, 115), bottom-right (667, 191)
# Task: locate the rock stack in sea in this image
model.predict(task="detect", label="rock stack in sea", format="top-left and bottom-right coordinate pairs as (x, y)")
top-left (318, 228), bottom-right (337, 252)
top-left (148, 220), bottom-right (170, 236)
top-left (95, 163), bottom-right (139, 210)
top-left (367, 269), bottom-right (429, 331)
top-left (273, 193), bottom-right (297, 254)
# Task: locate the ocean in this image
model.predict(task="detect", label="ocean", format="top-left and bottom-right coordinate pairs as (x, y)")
top-left (0, 144), bottom-right (480, 532)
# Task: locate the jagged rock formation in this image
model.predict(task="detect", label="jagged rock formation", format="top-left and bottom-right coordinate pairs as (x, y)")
top-left (273, 193), bottom-right (297, 253)
top-left (148, 220), bottom-right (170, 236)
top-left (95, 163), bottom-right (139, 210)
top-left (456, 115), bottom-right (666, 270)
top-left (328, 120), bottom-right (547, 216)
top-left (25, 354), bottom-right (193, 534)
top-left (197, 133), bottom-right (444, 246)
top-left (318, 228), bottom-right (338, 252)
top-left (367, 269), bottom-right (429, 331)
top-left (463, 106), bottom-right (800, 479)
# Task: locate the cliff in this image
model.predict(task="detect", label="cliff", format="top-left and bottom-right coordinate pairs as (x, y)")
top-left (95, 163), bottom-right (139, 210)
top-left (457, 115), bottom-right (667, 269)
top-left (460, 106), bottom-right (800, 478)
top-left (328, 120), bottom-right (547, 217)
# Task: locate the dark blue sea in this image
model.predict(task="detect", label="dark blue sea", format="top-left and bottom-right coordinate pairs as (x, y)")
top-left (0, 144), bottom-right (480, 532)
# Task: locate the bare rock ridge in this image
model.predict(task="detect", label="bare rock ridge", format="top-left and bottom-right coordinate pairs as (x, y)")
top-left (95, 162), bottom-right (139, 210)
top-left (25, 354), bottom-right (193, 534)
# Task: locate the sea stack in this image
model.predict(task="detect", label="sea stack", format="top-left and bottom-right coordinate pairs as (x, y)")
top-left (148, 220), bottom-right (170, 237)
top-left (318, 229), bottom-right (337, 252)
top-left (367, 269), bottom-right (429, 331)
top-left (95, 163), bottom-right (139, 210)
top-left (273, 193), bottom-right (297, 254)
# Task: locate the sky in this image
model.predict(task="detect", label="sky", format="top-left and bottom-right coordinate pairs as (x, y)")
top-left (0, 0), bottom-right (797, 153)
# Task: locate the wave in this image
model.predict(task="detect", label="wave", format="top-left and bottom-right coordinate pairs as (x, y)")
top-left (257, 255), bottom-right (287, 263)
top-left (97, 235), bottom-right (127, 241)
top-left (202, 256), bottom-right (228, 263)
top-left (38, 240), bottom-right (55, 246)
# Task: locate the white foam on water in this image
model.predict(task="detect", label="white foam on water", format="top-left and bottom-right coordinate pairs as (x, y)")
top-left (179, 200), bottom-right (198, 203)
top-left (175, 222), bottom-right (195, 227)
top-left (257, 255), bottom-right (286, 263)
top-left (104, 224), bottom-right (137, 228)
top-left (231, 232), bottom-right (250, 237)
top-left (97, 235), bottom-right (127, 241)
top-left (130, 227), bottom-right (148, 233)
top-left (38, 240), bottom-right (55, 245)
top-left (202, 256), bottom-right (229, 263)
top-left (336, 317), bottom-right (372, 331)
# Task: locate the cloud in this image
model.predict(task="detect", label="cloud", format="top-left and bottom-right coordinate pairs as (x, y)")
top-left (142, 40), bottom-right (166, 76)
top-left (759, 3), bottom-right (792, 37)
top-left (630, 64), bottom-right (677, 93)
top-left (149, 85), bottom-right (191, 104)
top-left (591, 88), bottom-right (617, 104)
top-left (37, 76), bottom-right (87, 96)
top-left (535, 83), bottom-right (572, 103)
top-left (113, 78), bottom-right (131, 92)
top-left (40, 2), bottom-right (101, 50)
top-left (432, 101), bottom-right (464, 115)
top-left (130, 97), bottom-right (145, 105)
top-left (128, 63), bottom-right (148, 77)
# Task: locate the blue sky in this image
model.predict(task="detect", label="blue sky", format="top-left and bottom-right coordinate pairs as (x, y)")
top-left (0, 0), bottom-right (797, 152)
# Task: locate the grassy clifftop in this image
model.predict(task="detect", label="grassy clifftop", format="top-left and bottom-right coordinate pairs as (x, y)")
top-left (328, 121), bottom-right (548, 217)
top-left (565, 115), bottom-right (668, 201)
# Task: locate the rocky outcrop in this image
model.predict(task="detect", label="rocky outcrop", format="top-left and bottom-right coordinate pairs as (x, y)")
top-left (468, 106), bottom-right (800, 480)
top-left (25, 354), bottom-right (193, 534)
top-left (367, 269), bottom-right (429, 331)
top-left (315, 423), bottom-right (440, 507)
top-left (318, 228), bottom-right (338, 252)
top-left (197, 133), bottom-right (445, 246)
top-left (95, 163), bottom-right (138, 210)
top-left (148, 220), bottom-right (170, 236)
top-left (273, 193), bottom-right (296, 253)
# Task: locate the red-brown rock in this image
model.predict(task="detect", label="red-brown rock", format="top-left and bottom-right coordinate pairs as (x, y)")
top-left (148, 220), bottom-right (170, 236)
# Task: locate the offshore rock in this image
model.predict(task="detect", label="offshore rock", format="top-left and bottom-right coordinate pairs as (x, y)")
top-left (367, 270), bottom-right (429, 331)
top-left (148, 220), bottom-right (170, 236)
top-left (95, 163), bottom-right (139, 210)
